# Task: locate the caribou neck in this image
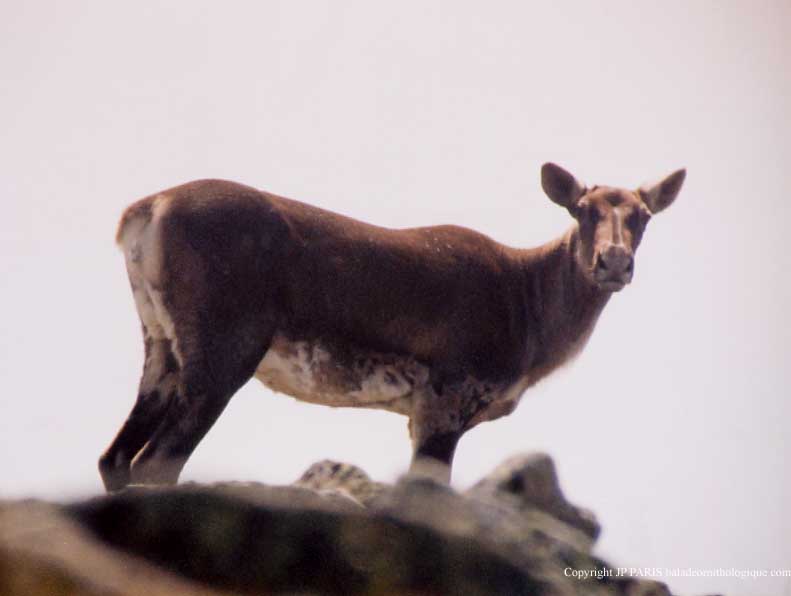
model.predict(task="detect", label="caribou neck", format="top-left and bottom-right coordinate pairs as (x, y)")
top-left (516, 226), bottom-right (612, 371)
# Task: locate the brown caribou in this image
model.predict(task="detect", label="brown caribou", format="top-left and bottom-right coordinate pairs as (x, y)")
top-left (99, 162), bottom-right (685, 491)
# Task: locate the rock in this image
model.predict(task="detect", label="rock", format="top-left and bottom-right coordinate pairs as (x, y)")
top-left (183, 479), bottom-right (366, 512)
top-left (294, 460), bottom-right (388, 506)
top-left (467, 452), bottom-right (601, 541)
top-left (621, 579), bottom-right (674, 596)
top-left (66, 486), bottom-right (541, 595)
top-left (0, 453), bottom-right (680, 596)
top-left (0, 500), bottom-right (232, 596)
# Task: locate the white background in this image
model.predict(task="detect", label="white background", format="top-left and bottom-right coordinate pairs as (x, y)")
top-left (1, 2), bottom-right (789, 595)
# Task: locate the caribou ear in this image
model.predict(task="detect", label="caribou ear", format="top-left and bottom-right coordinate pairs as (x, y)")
top-left (638, 168), bottom-right (686, 214)
top-left (541, 162), bottom-right (586, 209)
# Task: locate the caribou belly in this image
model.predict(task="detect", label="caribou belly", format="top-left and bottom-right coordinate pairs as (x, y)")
top-left (254, 334), bottom-right (428, 415)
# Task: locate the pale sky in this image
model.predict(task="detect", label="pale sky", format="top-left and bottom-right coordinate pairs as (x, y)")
top-left (1, 2), bottom-right (789, 595)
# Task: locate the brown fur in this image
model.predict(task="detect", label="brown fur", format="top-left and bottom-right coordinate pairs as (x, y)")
top-left (99, 163), bottom-right (684, 490)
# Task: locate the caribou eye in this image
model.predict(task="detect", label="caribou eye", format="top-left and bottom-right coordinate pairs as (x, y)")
top-left (626, 211), bottom-right (640, 230)
top-left (588, 205), bottom-right (601, 224)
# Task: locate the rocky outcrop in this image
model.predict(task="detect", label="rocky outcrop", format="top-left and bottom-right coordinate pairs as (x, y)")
top-left (0, 453), bottom-right (677, 596)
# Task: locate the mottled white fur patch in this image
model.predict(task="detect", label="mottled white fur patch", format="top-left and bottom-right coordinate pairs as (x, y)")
top-left (254, 335), bottom-right (428, 415)
top-left (120, 194), bottom-right (184, 369)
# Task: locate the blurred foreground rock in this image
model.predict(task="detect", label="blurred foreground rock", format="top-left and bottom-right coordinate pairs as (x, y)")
top-left (0, 453), bottom-right (677, 595)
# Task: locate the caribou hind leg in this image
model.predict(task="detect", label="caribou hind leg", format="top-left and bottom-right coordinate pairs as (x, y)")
top-left (127, 325), bottom-right (270, 486)
top-left (124, 288), bottom-right (275, 487)
top-left (102, 232), bottom-right (275, 489)
top-left (98, 332), bottom-right (180, 492)
top-left (102, 309), bottom-right (273, 489)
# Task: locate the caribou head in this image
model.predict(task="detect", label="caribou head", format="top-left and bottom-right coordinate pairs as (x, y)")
top-left (541, 162), bottom-right (686, 292)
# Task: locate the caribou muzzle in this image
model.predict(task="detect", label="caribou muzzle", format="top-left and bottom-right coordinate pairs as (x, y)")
top-left (594, 244), bottom-right (633, 291)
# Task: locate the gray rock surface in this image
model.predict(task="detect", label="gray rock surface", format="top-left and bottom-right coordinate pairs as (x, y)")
top-left (0, 453), bottom-right (684, 596)
top-left (467, 453), bottom-right (600, 541)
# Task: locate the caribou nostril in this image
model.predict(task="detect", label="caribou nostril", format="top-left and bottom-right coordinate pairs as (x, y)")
top-left (597, 255), bottom-right (608, 271)
top-left (625, 258), bottom-right (634, 273)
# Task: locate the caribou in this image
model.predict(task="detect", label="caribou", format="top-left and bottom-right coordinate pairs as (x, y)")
top-left (99, 162), bottom-right (685, 491)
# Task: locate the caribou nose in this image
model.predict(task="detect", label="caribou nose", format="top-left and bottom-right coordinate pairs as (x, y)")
top-left (596, 245), bottom-right (634, 277)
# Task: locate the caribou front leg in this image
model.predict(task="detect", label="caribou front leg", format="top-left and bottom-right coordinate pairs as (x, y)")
top-left (408, 388), bottom-right (466, 484)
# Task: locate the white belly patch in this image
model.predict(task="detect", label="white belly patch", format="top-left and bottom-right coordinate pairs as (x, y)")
top-left (254, 334), bottom-right (430, 415)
